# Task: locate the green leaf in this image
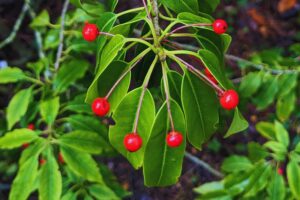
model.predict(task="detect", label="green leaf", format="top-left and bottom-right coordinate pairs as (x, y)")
top-left (88, 184), bottom-right (119, 200)
top-left (287, 160), bottom-right (300, 199)
top-left (69, 0), bottom-right (105, 16)
top-left (161, 0), bottom-right (199, 14)
top-left (0, 67), bottom-right (26, 83)
top-left (7, 88), bottom-right (32, 130)
top-left (198, 0), bottom-right (221, 13)
top-left (85, 61), bottom-right (131, 114)
top-left (97, 35), bottom-right (125, 76)
top-left (59, 131), bottom-right (107, 154)
top-left (194, 181), bottom-right (224, 194)
top-left (224, 108), bottom-right (249, 138)
top-left (239, 72), bottom-right (263, 98)
top-left (181, 71), bottom-right (219, 149)
top-left (61, 192), bottom-right (77, 200)
top-left (39, 148), bottom-right (62, 200)
top-left (53, 59), bottom-right (89, 93)
top-left (109, 87), bottom-right (156, 169)
top-left (0, 129), bottom-right (38, 149)
top-left (30, 10), bottom-right (50, 28)
top-left (274, 121), bottom-right (289, 147)
top-left (60, 146), bottom-right (103, 183)
top-left (247, 142), bottom-right (268, 162)
top-left (40, 97), bottom-right (60, 125)
top-left (19, 138), bottom-right (46, 165)
top-left (264, 141), bottom-right (287, 161)
top-left (198, 49), bottom-right (231, 89)
top-left (9, 156), bottom-right (39, 200)
top-left (64, 95), bottom-right (92, 114)
top-left (105, 0), bottom-right (118, 11)
top-left (277, 73), bottom-right (298, 98)
top-left (276, 92), bottom-right (296, 122)
top-left (252, 75), bottom-right (279, 110)
top-left (221, 155), bottom-right (253, 173)
top-left (267, 170), bottom-right (286, 200)
top-left (177, 12), bottom-right (212, 24)
top-left (255, 122), bottom-right (276, 140)
top-left (143, 100), bottom-right (186, 186)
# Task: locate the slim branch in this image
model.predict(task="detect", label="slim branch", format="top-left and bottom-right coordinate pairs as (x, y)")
top-left (165, 23), bottom-right (211, 38)
top-left (142, 0), bottom-right (151, 19)
top-left (54, 0), bottom-right (69, 71)
top-left (152, 0), bottom-right (160, 36)
top-left (0, 3), bottom-right (28, 49)
top-left (185, 152), bottom-right (224, 178)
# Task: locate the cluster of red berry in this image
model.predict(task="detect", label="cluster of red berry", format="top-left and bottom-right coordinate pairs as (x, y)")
top-left (83, 18), bottom-right (238, 152)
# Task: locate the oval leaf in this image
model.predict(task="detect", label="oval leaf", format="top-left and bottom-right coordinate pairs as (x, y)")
top-left (0, 129), bottom-right (38, 149)
top-left (40, 97), bottom-right (60, 125)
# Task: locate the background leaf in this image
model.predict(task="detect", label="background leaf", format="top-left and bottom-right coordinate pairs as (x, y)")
top-left (0, 67), bottom-right (26, 84)
top-left (40, 97), bottom-right (60, 125)
top-left (0, 129), bottom-right (38, 149)
top-left (287, 160), bottom-right (300, 199)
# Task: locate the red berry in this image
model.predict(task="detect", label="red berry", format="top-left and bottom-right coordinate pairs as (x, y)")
top-left (39, 159), bottom-right (46, 165)
top-left (123, 133), bottom-right (142, 152)
top-left (58, 152), bottom-right (64, 164)
top-left (92, 98), bottom-right (110, 117)
top-left (278, 168), bottom-right (284, 175)
top-left (82, 22), bottom-right (99, 42)
top-left (220, 90), bottom-right (239, 110)
top-left (213, 19), bottom-right (228, 34)
top-left (21, 143), bottom-right (30, 150)
top-left (27, 124), bottom-right (35, 130)
top-left (204, 68), bottom-right (218, 84)
top-left (166, 131), bottom-right (183, 147)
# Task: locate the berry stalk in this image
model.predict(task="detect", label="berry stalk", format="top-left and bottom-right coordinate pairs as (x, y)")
top-left (132, 56), bottom-right (159, 133)
top-left (165, 23), bottom-right (211, 38)
top-left (161, 61), bottom-right (175, 131)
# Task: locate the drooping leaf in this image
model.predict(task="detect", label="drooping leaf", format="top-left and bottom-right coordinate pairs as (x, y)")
top-left (143, 100), bottom-right (186, 186)
top-left (287, 160), bottom-right (300, 199)
top-left (53, 59), bottom-right (89, 93)
top-left (0, 128), bottom-right (38, 149)
top-left (277, 73), bottom-right (298, 98)
top-left (239, 72), bottom-right (263, 98)
top-left (224, 108), bottom-right (249, 138)
top-left (109, 87), bottom-right (156, 169)
top-left (7, 88), bottom-right (32, 130)
top-left (88, 184), bottom-right (119, 200)
top-left (0, 67), bottom-right (26, 84)
top-left (40, 97), bottom-right (60, 125)
top-left (181, 71), bottom-right (219, 149)
top-left (9, 156), bottom-right (39, 200)
top-left (59, 131), bottom-right (108, 154)
top-left (221, 155), bottom-right (253, 173)
top-left (60, 146), bottom-right (103, 183)
top-left (276, 91), bottom-right (296, 122)
top-left (39, 148), bottom-right (62, 200)
top-left (85, 61), bottom-right (131, 114)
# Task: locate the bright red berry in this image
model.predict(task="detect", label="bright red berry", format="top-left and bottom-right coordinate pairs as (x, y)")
top-left (220, 90), bottom-right (239, 110)
top-left (58, 152), bottom-right (64, 164)
top-left (278, 168), bottom-right (284, 175)
top-left (27, 124), bottom-right (35, 130)
top-left (39, 159), bottom-right (46, 165)
top-left (166, 131), bottom-right (183, 147)
top-left (92, 98), bottom-right (110, 117)
top-left (204, 68), bottom-right (218, 84)
top-left (21, 143), bottom-right (30, 150)
top-left (213, 19), bottom-right (228, 34)
top-left (123, 133), bottom-right (142, 152)
top-left (82, 22), bottom-right (99, 42)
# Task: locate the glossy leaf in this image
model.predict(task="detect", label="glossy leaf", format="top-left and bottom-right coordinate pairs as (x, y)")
top-left (221, 155), bottom-right (253, 173)
top-left (40, 97), bottom-right (60, 125)
top-left (0, 128), bottom-right (38, 149)
top-left (181, 71), bottom-right (219, 149)
top-left (143, 100), bottom-right (186, 186)
top-left (53, 59), bottom-right (89, 93)
top-left (224, 108), bottom-right (249, 138)
top-left (39, 148), bottom-right (62, 200)
top-left (88, 184), bottom-right (119, 200)
top-left (7, 88), bottom-right (32, 130)
top-left (9, 156), bottom-right (39, 200)
top-left (60, 146), bottom-right (103, 183)
top-left (59, 131), bottom-right (107, 154)
top-left (109, 87), bottom-right (156, 169)
top-left (69, 0), bottom-right (105, 16)
top-left (177, 12), bottom-right (212, 24)
top-left (287, 160), bottom-right (300, 199)
top-left (161, 0), bottom-right (199, 14)
top-left (85, 61), bottom-right (131, 114)
top-left (0, 67), bottom-right (26, 84)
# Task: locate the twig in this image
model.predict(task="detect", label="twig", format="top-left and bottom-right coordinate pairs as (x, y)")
top-left (152, 0), bottom-right (160, 36)
top-left (25, 0), bottom-right (45, 59)
top-left (0, 3), bottom-right (28, 49)
top-left (54, 0), bottom-right (70, 71)
top-left (185, 152), bottom-right (224, 178)
top-left (165, 23), bottom-right (211, 38)
top-left (142, 0), bottom-right (151, 20)
top-left (225, 54), bottom-right (300, 74)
